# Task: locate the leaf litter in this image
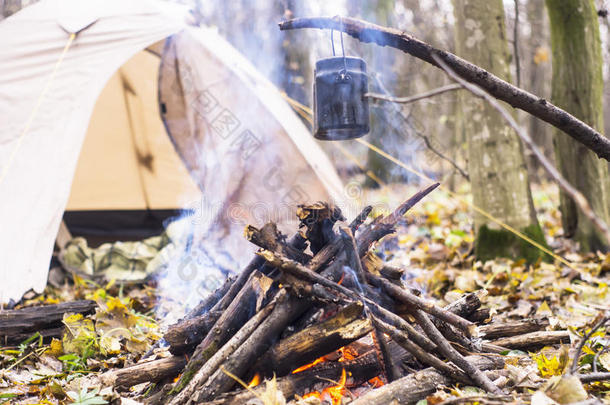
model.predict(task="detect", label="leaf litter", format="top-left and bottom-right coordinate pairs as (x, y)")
top-left (1, 183), bottom-right (609, 404)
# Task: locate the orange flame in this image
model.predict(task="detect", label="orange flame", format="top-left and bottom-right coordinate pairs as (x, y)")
top-left (368, 376), bottom-right (385, 388)
top-left (302, 368), bottom-right (347, 405)
top-left (292, 356), bottom-right (325, 374)
top-left (248, 373), bottom-right (260, 388)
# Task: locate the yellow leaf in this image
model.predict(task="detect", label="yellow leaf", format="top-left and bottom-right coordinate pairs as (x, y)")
top-left (533, 352), bottom-right (563, 377)
top-left (536, 301), bottom-right (553, 317)
top-left (46, 338), bottom-right (63, 357)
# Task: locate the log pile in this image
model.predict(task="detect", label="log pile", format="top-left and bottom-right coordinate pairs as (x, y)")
top-left (101, 184), bottom-right (567, 403)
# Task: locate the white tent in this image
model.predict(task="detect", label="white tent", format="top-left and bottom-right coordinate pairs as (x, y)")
top-left (0, 0), bottom-right (345, 303)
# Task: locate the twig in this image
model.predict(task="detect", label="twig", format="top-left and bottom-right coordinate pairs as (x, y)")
top-left (513, 0), bottom-right (521, 87)
top-left (593, 345), bottom-right (609, 373)
top-left (577, 371), bottom-right (610, 383)
top-left (365, 83), bottom-right (461, 104)
top-left (570, 314), bottom-right (610, 374)
top-left (278, 16), bottom-right (610, 161)
top-left (430, 52), bottom-right (610, 246)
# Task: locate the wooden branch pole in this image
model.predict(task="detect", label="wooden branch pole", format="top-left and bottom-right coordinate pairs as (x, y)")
top-left (279, 16), bottom-right (610, 161)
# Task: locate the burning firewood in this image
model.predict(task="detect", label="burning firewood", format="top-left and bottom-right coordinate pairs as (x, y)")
top-left (133, 183), bottom-right (572, 404)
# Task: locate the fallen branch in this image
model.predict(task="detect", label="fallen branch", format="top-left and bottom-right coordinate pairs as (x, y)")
top-left (278, 16), bottom-right (610, 161)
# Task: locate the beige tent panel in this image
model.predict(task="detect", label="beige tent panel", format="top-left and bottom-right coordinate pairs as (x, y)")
top-left (67, 50), bottom-right (201, 210)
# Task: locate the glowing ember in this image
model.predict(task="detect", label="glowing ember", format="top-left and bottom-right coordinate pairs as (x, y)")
top-left (247, 373), bottom-right (260, 388)
top-left (291, 356), bottom-right (325, 373)
top-left (302, 368), bottom-right (347, 405)
top-left (173, 373), bottom-right (182, 383)
top-left (368, 376), bottom-right (385, 388)
top-left (338, 346), bottom-right (358, 362)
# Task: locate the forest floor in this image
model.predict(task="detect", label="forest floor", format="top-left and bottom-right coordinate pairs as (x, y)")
top-left (1, 182), bottom-right (609, 404)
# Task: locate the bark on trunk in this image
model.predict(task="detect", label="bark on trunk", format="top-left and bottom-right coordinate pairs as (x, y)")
top-left (452, 0), bottom-right (547, 262)
top-left (546, 0), bottom-right (610, 251)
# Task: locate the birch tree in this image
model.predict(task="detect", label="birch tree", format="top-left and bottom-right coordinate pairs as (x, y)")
top-left (546, 0), bottom-right (610, 252)
top-left (453, 0), bottom-right (546, 261)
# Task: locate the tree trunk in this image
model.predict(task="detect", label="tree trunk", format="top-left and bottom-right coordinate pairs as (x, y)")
top-left (525, 0), bottom-right (553, 179)
top-left (452, 0), bottom-right (547, 262)
top-left (546, 0), bottom-right (610, 252)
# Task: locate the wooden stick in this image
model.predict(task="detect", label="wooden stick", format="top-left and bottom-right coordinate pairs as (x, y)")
top-left (172, 271), bottom-right (269, 390)
top-left (257, 249), bottom-right (436, 352)
top-left (373, 317), bottom-right (469, 384)
top-left (356, 183), bottom-right (440, 258)
top-left (412, 310), bottom-right (500, 393)
top-left (479, 319), bottom-right (549, 340)
top-left (307, 205), bottom-right (373, 272)
top-left (278, 16), bottom-right (610, 161)
top-left (340, 226), bottom-right (367, 285)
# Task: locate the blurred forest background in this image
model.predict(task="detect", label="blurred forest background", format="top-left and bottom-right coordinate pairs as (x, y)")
top-left (3, 0), bottom-right (610, 261)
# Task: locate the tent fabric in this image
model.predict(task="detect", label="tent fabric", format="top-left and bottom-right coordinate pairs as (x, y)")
top-left (0, 0), bottom-right (185, 303)
top-left (0, 1), bottom-right (346, 304)
top-left (66, 50), bottom-right (201, 210)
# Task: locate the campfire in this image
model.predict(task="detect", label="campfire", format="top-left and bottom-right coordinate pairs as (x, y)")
top-left (133, 182), bottom-right (504, 405)
top-left (1, 184), bottom-right (572, 404)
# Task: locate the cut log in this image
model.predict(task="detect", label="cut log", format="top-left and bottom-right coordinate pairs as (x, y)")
top-left (252, 301), bottom-right (373, 378)
top-left (491, 330), bottom-right (569, 349)
top-left (349, 355), bottom-right (505, 405)
top-left (443, 292), bottom-right (482, 319)
top-left (479, 319), bottom-right (549, 340)
top-left (0, 300), bottom-right (96, 344)
top-left (101, 356), bottom-right (187, 390)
